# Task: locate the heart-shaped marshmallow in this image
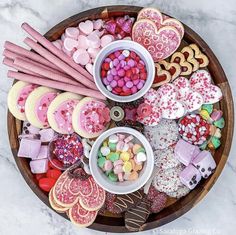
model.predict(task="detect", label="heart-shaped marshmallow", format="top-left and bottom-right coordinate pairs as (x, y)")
top-left (190, 70), bottom-right (222, 104)
top-left (79, 20), bottom-right (94, 35)
top-left (132, 19), bottom-right (181, 62)
top-left (137, 7), bottom-right (184, 38)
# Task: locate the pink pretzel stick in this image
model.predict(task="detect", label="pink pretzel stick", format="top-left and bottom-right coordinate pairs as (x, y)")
top-left (14, 57), bottom-right (83, 87)
top-left (3, 57), bottom-right (41, 77)
top-left (4, 41), bottom-right (64, 73)
top-left (21, 23), bottom-right (93, 81)
top-left (8, 71), bottom-right (106, 100)
top-left (24, 37), bottom-right (98, 91)
top-left (3, 49), bottom-right (73, 79)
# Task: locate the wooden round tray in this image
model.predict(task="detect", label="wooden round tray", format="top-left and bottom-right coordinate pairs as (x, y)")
top-left (7, 5), bottom-right (234, 233)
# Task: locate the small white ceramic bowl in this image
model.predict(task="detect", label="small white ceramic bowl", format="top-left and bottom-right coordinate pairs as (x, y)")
top-left (89, 127), bottom-right (154, 194)
top-left (93, 40), bottom-right (155, 103)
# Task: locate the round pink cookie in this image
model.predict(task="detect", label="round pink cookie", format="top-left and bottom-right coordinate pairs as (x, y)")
top-left (47, 92), bottom-right (83, 134)
top-left (7, 81), bottom-right (38, 121)
top-left (25, 86), bottom-right (58, 128)
top-left (72, 97), bottom-right (110, 138)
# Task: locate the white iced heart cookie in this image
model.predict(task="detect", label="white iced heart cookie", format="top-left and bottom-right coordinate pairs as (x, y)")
top-left (47, 92), bottom-right (83, 134)
top-left (25, 86), bottom-right (58, 128)
top-left (189, 70), bottom-right (222, 104)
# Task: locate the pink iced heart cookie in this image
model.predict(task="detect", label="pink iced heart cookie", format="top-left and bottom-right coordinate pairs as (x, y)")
top-left (190, 70), bottom-right (223, 104)
top-left (173, 76), bottom-right (203, 112)
top-left (132, 19), bottom-right (181, 62)
top-left (157, 84), bottom-right (186, 119)
top-left (137, 7), bottom-right (184, 38)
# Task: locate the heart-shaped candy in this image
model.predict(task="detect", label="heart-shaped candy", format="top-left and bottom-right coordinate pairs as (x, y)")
top-left (79, 20), bottom-right (94, 35)
top-left (190, 70), bottom-right (222, 104)
top-left (132, 19), bottom-right (181, 62)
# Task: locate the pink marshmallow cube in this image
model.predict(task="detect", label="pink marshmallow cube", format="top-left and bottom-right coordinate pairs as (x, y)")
top-left (36, 145), bottom-right (49, 160)
top-left (18, 138), bottom-right (41, 159)
top-left (30, 159), bottom-right (48, 174)
top-left (174, 139), bottom-right (200, 166)
top-left (39, 128), bottom-right (55, 142)
top-left (192, 150), bottom-right (216, 178)
top-left (179, 164), bottom-right (202, 190)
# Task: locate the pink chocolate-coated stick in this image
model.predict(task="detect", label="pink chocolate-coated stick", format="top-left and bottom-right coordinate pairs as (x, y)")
top-left (7, 71), bottom-right (106, 100)
top-left (4, 41), bottom-right (64, 73)
top-left (3, 57), bottom-right (40, 76)
top-left (3, 49), bottom-right (73, 79)
top-left (14, 57), bottom-right (82, 87)
top-left (24, 37), bottom-right (98, 90)
top-left (21, 23), bottom-right (93, 81)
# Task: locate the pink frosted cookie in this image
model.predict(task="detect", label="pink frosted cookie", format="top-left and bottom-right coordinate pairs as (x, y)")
top-left (132, 19), bottom-right (181, 62)
top-left (7, 81), bottom-right (38, 121)
top-left (72, 97), bottom-right (110, 138)
top-left (47, 92), bottom-right (83, 134)
top-left (137, 7), bottom-right (184, 38)
top-left (25, 86), bottom-right (58, 128)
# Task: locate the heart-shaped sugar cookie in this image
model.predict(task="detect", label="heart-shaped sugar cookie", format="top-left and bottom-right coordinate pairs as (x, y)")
top-left (190, 70), bottom-right (222, 104)
top-left (152, 63), bottom-right (171, 87)
top-left (132, 19), bottom-right (181, 62)
top-left (137, 7), bottom-right (184, 38)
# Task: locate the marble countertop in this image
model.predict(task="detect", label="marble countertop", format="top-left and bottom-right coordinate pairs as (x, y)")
top-left (0, 0), bottom-right (236, 234)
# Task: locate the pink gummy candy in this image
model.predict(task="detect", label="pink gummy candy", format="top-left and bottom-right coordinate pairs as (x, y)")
top-left (104, 20), bottom-right (117, 35)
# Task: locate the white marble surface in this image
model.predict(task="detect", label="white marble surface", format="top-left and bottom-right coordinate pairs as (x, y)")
top-left (0, 0), bottom-right (236, 234)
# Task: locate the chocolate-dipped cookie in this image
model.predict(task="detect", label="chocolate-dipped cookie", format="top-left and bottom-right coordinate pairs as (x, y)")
top-left (125, 199), bottom-right (151, 232)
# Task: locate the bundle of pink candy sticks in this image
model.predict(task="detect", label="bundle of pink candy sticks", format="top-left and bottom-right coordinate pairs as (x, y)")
top-left (3, 23), bottom-right (105, 100)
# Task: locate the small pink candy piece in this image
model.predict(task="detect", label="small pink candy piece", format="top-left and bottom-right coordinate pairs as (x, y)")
top-left (116, 141), bottom-right (124, 151)
top-left (62, 46), bottom-right (73, 57)
top-left (114, 165), bottom-right (123, 174)
top-left (117, 134), bottom-right (126, 140)
top-left (104, 160), bottom-right (113, 171)
top-left (131, 86), bottom-right (138, 94)
top-left (85, 63), bottom-right (93, 75)
top-left (93, 19), bottom-right (103, 30)
top-left (52, 40), bottom-right (62, 50)
top-left (77, 35), bottom-right (89, 49)
top-left (30, 159), bottom-right (48, 174)
top-left (126, 81), bottom-right (133, 88)
top-left (18, 138), bottom-right (41, 159)
top-left (101, 35), bottom-right (114, 48)
top-left (63, 38), bottom-right (79, 52)
top-left (87, 47), bottom-right (100, 59)
top-left (122, 19), bottom-right (133, 33)
top-left (87, 34), bottom-right (101, 49)
top-left (78, 20), bottom-right (94, 35)
top-left (104, 20), bottom-right (117, 34)
top-left (118, 172), bottom-right (124, 182)
top-left (124, 135), bottom-right (134, 143)
top-left (65, 27), bottom-right (80, 39)
top-left (123, 172), bottom-right (131, 181)
top-left (114, 159), bottom-right (124, 167)
top-left (73, 48), bottom-right (90, 65)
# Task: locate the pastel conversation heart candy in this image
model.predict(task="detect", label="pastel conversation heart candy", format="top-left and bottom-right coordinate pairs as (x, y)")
top-left (132, 19), bottom-right (181, 62)
top-left (137, 7), bottom-right (184, 38)
top-left (78, 20), bottom-right (94, 35)
top-left (189, 70), bottom-right (222, 104)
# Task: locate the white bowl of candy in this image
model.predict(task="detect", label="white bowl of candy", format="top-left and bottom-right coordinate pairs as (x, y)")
top-left (89, 127), bottom-right (154, 194)
top-left (93, 40), bottom-right (155, 102)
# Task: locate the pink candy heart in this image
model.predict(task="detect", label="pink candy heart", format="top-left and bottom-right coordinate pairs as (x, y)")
top-left (78, 20), bottom-right (94, 35)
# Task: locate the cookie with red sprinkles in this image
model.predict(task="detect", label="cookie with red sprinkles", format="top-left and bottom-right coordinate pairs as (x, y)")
top-left (178, 113), bottom-right (210, 145)
top-left (144, 119), bottom-right (179, 150)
